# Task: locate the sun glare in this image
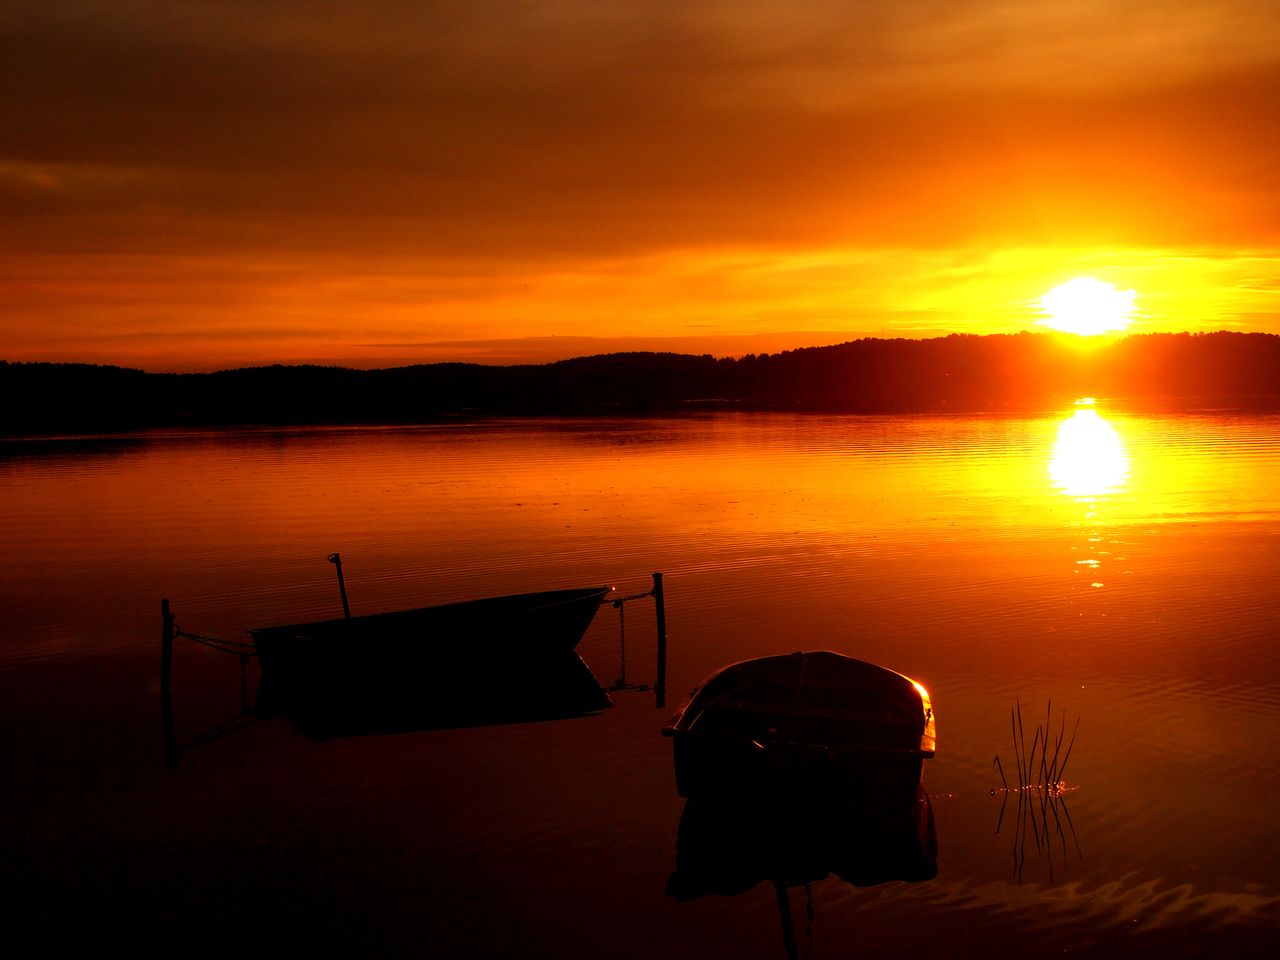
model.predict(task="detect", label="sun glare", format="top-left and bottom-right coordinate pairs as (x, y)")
top-left (1038, 277), bottom-right (1136, 336)
top-left (1049, 407), bottom-right (1129, 499)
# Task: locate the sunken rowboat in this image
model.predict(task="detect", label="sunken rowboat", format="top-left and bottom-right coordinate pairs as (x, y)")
top-left (662, 651), bottom-right (936, 804)
top-left (250, 585), bottom-right (615, 735)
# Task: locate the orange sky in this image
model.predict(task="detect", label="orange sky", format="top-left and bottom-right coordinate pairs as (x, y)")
top-left (3, 1), bottom-right (1279, 370)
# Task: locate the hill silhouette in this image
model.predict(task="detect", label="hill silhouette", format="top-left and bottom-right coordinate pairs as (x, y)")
top-left (3, 332), bottom-right (1279, 434)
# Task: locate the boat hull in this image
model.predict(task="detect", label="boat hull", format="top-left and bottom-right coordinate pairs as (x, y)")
top-left (250, 585), bottom-right (613, 735)
top-left (663, 651), bottom-right (935, 804)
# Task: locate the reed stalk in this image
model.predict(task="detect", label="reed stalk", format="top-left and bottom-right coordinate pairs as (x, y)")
top-left (993, 700), bottom-right (1082, 882)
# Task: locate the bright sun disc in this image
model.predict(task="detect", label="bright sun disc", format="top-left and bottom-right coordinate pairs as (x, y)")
top-left (1039, 277), bottom-right (1136, 336)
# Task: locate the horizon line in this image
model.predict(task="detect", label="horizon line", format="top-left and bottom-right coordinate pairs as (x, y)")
top-left (2, 327), bottom-right (1267, 376)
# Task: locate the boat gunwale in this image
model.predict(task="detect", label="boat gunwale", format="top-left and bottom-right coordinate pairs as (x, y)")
top-left (247, 584), bottom-right (613, 641)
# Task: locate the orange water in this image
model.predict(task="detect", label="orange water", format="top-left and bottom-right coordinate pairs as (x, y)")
top-left (3, 409), bottom-right (1278, 956)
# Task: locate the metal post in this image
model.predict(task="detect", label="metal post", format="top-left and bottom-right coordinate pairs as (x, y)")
top-left (328, 552), bottom-right (351, 619)
top-left (161, 598), bottom-right (179, 768)
top-left (616, 600), bottom-right (627, 688)
top-left (653, 572), bottom-right (667, 708)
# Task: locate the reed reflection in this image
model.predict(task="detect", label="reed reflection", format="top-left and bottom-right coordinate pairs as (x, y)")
top-left (1048, 402), bottom-right (1129, 500)
top-left (992, 701), bottom-right (1083, 884)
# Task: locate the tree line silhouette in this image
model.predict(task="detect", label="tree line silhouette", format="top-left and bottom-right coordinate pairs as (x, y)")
top-left (3, 331), bottom-right (1279, 433)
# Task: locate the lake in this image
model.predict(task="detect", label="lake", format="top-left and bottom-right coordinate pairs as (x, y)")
top-left (3, 407), bottom-right (1278, 957)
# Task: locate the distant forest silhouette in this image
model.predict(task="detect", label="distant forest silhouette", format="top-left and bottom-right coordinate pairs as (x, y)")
top-left (4, 332), bottom-right (1279, 433)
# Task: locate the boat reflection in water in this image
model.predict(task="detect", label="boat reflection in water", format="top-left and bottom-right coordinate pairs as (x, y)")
top-left (667, 783), bottom-right (937, 898)
top-left (664, 652), bottom-right (938, 958)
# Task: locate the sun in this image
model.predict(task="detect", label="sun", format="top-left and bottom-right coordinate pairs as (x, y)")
top-left (1038, 277), bottom-right (1136, 336)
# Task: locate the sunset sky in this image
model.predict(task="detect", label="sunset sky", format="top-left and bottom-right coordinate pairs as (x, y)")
top-left (4, 1), bottom-right (1279, 371)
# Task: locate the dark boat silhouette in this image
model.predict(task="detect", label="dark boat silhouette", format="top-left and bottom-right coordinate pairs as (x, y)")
top-left (663, 651), bottom-right (936, 804)
top-left (249, 585), bottom-right (614, 736)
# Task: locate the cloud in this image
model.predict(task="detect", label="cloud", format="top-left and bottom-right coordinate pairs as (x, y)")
top-left (3, 2), bottom-right (1278, 257)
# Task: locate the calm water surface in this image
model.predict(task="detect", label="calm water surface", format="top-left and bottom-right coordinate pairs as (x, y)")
top-left (3, 409), bottom-right (1279, 957)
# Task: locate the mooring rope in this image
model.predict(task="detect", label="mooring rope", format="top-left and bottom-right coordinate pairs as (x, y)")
top-left (612, 588), bottom-right (655, 606)
top-left (610, 587), bottom-right (655, 691)
top-left (170, 621), bottom-right (257, 717)
top-left (172, 623), bottom-right (258, 658)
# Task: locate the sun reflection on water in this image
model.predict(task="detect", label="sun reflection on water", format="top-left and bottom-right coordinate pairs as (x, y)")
top-left (1048, 405), bottom-right (1129, 500)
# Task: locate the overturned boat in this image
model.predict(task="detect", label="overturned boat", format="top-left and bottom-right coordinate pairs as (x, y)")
top-left (663, 651), bottom-right (936, 803)
top-left (250, 584), bottom-right (614, 736)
